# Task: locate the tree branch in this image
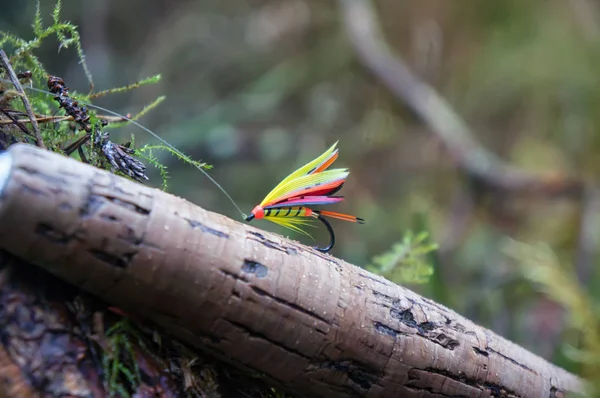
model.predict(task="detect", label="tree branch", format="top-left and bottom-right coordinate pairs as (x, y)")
top-left (0, 143), bottom-right (583, 397)
top-left (338, 0), bottom-right (582, 198)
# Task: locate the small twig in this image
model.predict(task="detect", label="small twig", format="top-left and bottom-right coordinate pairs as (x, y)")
top-left (0, 114), bottom-right (127, 126)
top-left (77, 145), bottom-right (88, 164)
top-left (97, 115), bottom-right (130, 123)
top-left (0, 114), bottom-right (71, 125)
top-left (63, 134), bottom-right (91, 156)
top-left (0, 50), bottom-right (45, 149)
top-left (338, 0), bottom-right (582, 198)
top-left (0, 107), bottom-right (34, 138)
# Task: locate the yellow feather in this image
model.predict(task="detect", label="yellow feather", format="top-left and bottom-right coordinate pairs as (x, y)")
top-left (285, 141), bottom-right (338, 181)
top-left (261, 169), bottom-right (348, 206)
top-left (259, 142), bottom-right (340, 206)
top-left (265, 216), bottom-right (317, 238)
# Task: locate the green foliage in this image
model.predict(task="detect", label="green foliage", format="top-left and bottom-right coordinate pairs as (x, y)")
top-left (503, 239), bottom-right (599, 397)
top-left (103, 95), bottom-right (166, 130)
top-left (90, 75), bottom-right (163, 99)
top-left (99, 312), bottom-right (294, 397)
top-left (259, 388), bottom-right (293, 398)
top-left (136, 144), bottom-right (212, 190)
top-left (0, 0), bottom-right (212, 192)
top-left (367, 230), bottom-right (438, 285)
top-left (102, 318), bottom-right (145, 398)
top-left (0, 0), bottom-right (90, 153)
top-left (135, 145), bottom-right (171, 190)
top-left (0, 0), bottom-right (92, 87)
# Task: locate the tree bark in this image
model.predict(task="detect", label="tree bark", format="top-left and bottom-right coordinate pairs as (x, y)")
top-left (0, 249), bottom-right (281, 397)
top-left (0, 144), bottom-right (584, 397)
top-left (0, 250), bottom-right (189, 397)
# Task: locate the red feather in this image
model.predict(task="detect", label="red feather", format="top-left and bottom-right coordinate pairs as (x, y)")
top-left (263, 179), bottom-right (345, 207)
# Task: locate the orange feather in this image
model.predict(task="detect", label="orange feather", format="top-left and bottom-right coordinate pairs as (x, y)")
top-left (318, 210), bottom-right (364, 223)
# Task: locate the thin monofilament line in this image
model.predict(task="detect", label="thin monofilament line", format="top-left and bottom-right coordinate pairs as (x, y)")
top-left (0, 78), bottom-right (247, 219)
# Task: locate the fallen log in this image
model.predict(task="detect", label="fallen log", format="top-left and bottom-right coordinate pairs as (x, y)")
top-left (0, 143), bottom-right (584, 397)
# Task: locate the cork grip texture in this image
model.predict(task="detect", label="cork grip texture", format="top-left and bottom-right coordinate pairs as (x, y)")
top-left (0, 144), bottom-right (583, 397)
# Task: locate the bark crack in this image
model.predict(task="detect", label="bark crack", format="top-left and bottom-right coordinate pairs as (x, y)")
top-left (219, 268), bottom-right (330, 325)
top-left (390, 308), bottom-right (460, 350)
top-left (246, 230), bottom-right (299, 255)
top-left (184, 217), bottom-right (229, 239)
top-left (409, 367), bottom-right (522, 398)
top-left (487, 347), bottom-right (537, 374)
top-left (222, 318), bottom-right (311, 360)
top-left (250, 286), bottom-right (330, 325)
top-left (308, 359), bottom-right (382, 391)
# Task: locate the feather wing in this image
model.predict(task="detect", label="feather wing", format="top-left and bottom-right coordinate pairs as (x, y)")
top-left (319, 210), bottom-right (365, 224)
top-left (261, 169), bottom-right (348, 207)
top-left (259, 142), bottom-right (341, 206)
top-left (264, 196), bottom-right (344, 209)
top-left (287, 141), bottom-right (339, 179)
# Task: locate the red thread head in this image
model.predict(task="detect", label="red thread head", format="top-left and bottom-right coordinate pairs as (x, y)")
top-left (252, 205), bottom-right (265, 219)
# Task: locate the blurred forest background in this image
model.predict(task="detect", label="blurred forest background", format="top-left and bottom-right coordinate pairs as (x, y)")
top-left (2, 0), bottom-right (600, 381)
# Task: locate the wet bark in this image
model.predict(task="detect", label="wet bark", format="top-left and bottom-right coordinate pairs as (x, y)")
top-left (0, 144), bottom-right (584, 397)
top-left (0, 250), bottom-right (192, 397)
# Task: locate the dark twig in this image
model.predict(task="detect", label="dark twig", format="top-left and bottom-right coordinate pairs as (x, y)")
top-left (338, 0), bottom-right (582, 198)
top-left (0, 114), bottom-right (70, 125)
top-left (0, 108), bottom-right (34, 138)
top-left (77, 145), bottom-right (88, 164)
top-left (62, 134), bottom-right (91, 156)
top-left (0, 50), bottom-right (45, 149)
top-left (0, 114), bottom-right (125, 126)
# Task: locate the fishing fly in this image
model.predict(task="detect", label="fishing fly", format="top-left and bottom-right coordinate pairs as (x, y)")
top-left (245, 141), bottom-right (364, 252)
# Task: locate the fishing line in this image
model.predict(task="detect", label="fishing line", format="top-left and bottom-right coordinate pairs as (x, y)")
top-left (0, 77), bottom-right (247, 219)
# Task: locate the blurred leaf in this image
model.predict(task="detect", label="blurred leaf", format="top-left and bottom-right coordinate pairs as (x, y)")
top-left (367, 230), bottom-right (438, 285)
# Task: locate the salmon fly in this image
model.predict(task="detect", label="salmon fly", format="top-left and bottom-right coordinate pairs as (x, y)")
top-left (245, 141), bottom-right (364, 252)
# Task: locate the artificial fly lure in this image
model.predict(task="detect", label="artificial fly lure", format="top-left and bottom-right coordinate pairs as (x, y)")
top-left (245, 141), bottom-right (364, 252)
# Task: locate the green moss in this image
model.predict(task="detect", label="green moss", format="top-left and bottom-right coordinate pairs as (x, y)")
top-left (0, 0), bottom-right (211, 191)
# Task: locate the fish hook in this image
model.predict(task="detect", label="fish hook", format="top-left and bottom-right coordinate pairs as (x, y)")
top-left (314, 214), bottom-right (335, 253)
